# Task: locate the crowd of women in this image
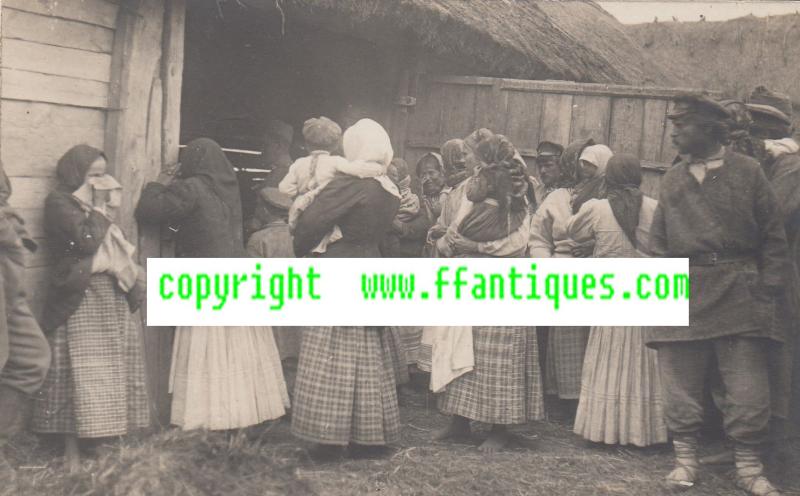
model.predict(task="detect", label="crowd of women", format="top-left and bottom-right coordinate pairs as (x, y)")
top-left (0, 86), bottom-right (798, 496)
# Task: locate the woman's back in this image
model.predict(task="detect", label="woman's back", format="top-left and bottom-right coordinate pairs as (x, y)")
top-left (568, 196), bottom-right (658, 258)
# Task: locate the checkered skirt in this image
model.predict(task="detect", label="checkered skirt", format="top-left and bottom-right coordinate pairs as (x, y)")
top-left (386, 327), bottom-right (410, 385)
top-left (438, 327), bottom-right (544, 424)
top-left (291, 327), bottom-right (400, 446)
top-left (544, 326), bottom-right (590, 399)
top-left (32, 275), bottom-right (149, 437)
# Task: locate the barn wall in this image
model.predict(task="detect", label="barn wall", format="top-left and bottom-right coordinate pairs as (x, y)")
top-left (1, 0), bottom-right (118, 317)
top-left (400, 76), bottom-right (718, 200)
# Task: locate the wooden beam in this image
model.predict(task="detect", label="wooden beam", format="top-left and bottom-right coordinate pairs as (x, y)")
top-left (104, 0), bottom-right (169, 428)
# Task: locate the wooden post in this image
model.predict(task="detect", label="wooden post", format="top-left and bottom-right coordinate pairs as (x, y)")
top-left (104, 0), bottom-right (172, 427)
top-left (389, 45), bottom-right (421, 161)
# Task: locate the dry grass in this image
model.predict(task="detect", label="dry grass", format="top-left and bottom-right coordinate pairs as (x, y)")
top-left (8, 383), bottom-right (800, 496)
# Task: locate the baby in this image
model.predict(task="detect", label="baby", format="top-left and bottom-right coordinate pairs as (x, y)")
top-left (279, 116), bottom-right (385, 254)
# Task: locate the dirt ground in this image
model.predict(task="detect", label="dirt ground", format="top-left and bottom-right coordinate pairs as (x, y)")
top-left (7, 377), bottom-right (800, 496)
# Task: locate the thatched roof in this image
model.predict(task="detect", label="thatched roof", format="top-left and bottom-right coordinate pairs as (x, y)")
top-left (239, 0), bottom-right (671, 85)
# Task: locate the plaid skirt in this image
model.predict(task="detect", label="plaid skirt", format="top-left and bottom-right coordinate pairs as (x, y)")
top-left (291, 327), bottom-right (400, 446)
top-left (386, 327), bottom-right (410, 385)
top-left (438, 327), bottom-right (544, 424)
top-left (32, 275), bottom-right (149, 437)
top-left (417, 328), bottom-right (435, 372)
top-left (544, 326), bottom-right (590, 399)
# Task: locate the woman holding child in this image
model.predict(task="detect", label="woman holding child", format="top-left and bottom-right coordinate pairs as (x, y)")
top-left (290, 119), bottom-right (402, 457)
top-left (431, 132), bottom-right (544, 452)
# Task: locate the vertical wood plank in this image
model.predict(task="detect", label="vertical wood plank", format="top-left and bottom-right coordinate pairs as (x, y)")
top-left (504, 90), bottom-right (544, 152)
top-left (440, 84), bottom-right (477, 142)
top-left (104, 0), bottom-right (169, 427)
top-left (608, 97), bottom-right (645, 155)
top-left (540, 93), bottom-right (573, 146)
top-left (641, 99), bottom-right (668, 162)
top-left (473, 81), bottom-right (506, 135)
top-left (570, 95), bottom-right (612, 144)
top-left (407, 79), bottom-right (445, 146)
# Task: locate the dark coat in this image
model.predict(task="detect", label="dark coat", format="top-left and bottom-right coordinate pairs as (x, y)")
top-left (294, 177), bottom-right (399, 258)
top-left (646, 149), bottom-right (789, 345)
top-left (136, 139), bottom-right (246, 258)
top-left (41, 191), bottom-right (111, 331)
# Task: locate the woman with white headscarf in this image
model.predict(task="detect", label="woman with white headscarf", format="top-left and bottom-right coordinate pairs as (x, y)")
top-left (291, 119), bottom-right (402, 458)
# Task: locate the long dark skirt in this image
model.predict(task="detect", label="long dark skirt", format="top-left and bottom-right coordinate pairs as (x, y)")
top-left (291, 327), bottom-right (401, 446)
top-left (438, 327), bottom-right (544, 425)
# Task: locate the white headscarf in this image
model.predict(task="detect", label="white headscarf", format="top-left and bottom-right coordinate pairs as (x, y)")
top-left (579, 144), bottom-right (614, 176)
top-left (342, 119), bottom-right (399, 197)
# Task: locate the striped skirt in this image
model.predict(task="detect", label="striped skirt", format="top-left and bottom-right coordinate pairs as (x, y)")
top-left (396, 327), bottom-right (423, 366)
top-left (169, 326), bottom-right (289, 431)
top-left (574, 326), bottom-right (667, 447)
top-left (291, 327), bottom-right (400, 446)
top-left (544, 326), bottom-right (590, 399)
top-left (417, 328), bottom-right (435, 372)
top-left (438, 327), bottom-right (544, 425)
top-left (32, 275), bottom-right (149, 437)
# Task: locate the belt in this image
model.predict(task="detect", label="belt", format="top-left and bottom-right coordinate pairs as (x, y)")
top-left (688, 252), bottom-right (756, 266)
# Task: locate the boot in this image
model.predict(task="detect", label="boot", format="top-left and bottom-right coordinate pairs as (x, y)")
top-left (665, 434), bottom-right (700, 491)
top-left (0, 384), bottom-right (29, 494)
top-left (734, 444), bottom-right (782, 496)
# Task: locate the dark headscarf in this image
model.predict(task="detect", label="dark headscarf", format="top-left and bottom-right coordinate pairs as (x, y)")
top-left (441, 139), bottom-right (470, 187)
top-left (605, 154), bottom-right (643, 247)
top-left (557, 138), bottom-right (594, 189)
top-left (180, 138), bottom-right (240, 217)
top-left (179, 138), bottom-right (244, 248)
top-left (56, 144), bottom-right (105, 192)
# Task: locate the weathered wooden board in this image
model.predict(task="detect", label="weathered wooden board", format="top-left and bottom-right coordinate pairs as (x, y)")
top-left (504, 90), bottom-right (544, 154)
top-left (570, 95), bottom-right (612, 143)
top-left (3, 0), bottom-right (119, 29)
top-left (439, 83), bottom-right (477, 143)
top-left (2, 38), bottom-right (112, 82)
top-left (2, 68), bottom-right (109, 108)
top-left (539, 93), bottom-right (573, 146)
top-left (7, 177), bottom-right (57, 209)
top-left (1, 100), bottom-right (106, 177)
top-left (641, 99), bottom-right (668, 162)
top-left (609, 98), bottom-right (645, 156)
top-left (3, 9), bottom-right (114, 53)
top-left (473, 83), bottom-right (506, 136)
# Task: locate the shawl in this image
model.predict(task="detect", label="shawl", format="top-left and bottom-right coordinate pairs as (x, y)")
top-left (605, 154), bottom-right (644, 247)
top-left (56, 144), bottom-right (105, 192)
top-left (572, 143), bottom-right (613, 214)
top-left (342, 119), bottom-right (399, 198)
top-left (179, 138), bottom-right (245, 249)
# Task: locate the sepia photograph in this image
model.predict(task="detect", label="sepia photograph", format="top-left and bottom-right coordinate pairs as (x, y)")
top-left (0, 0), bottom-right (799, 494)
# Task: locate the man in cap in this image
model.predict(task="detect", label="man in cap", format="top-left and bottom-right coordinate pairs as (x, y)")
top-left (742, 90), bottom-right (800, 452)
top-left (647, 93), bottom-right (788, 495)
top-left (531, 140), bottom-right (564, 206)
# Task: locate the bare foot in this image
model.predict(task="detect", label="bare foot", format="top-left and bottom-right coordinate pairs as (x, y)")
top-left (478, 426), bottom-right (513, 453)
top-left (433, 416), bottom-right (471, 442)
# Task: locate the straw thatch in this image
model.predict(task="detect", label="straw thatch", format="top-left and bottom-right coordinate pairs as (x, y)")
top-left (238, 0), bottom-right (672, 85)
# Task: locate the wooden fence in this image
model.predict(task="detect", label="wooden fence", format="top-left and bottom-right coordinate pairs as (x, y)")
top-left (399, 75), bottom-right (720, 199)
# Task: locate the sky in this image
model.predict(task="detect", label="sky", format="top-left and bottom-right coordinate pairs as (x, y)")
top-left (598, 1), bottom-right (800, 24)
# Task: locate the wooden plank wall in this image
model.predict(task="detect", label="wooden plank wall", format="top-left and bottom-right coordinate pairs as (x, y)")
top-left (1, 0), bottom-right (119, 317)
top-left (403, 76), bottom-right (718, 201)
